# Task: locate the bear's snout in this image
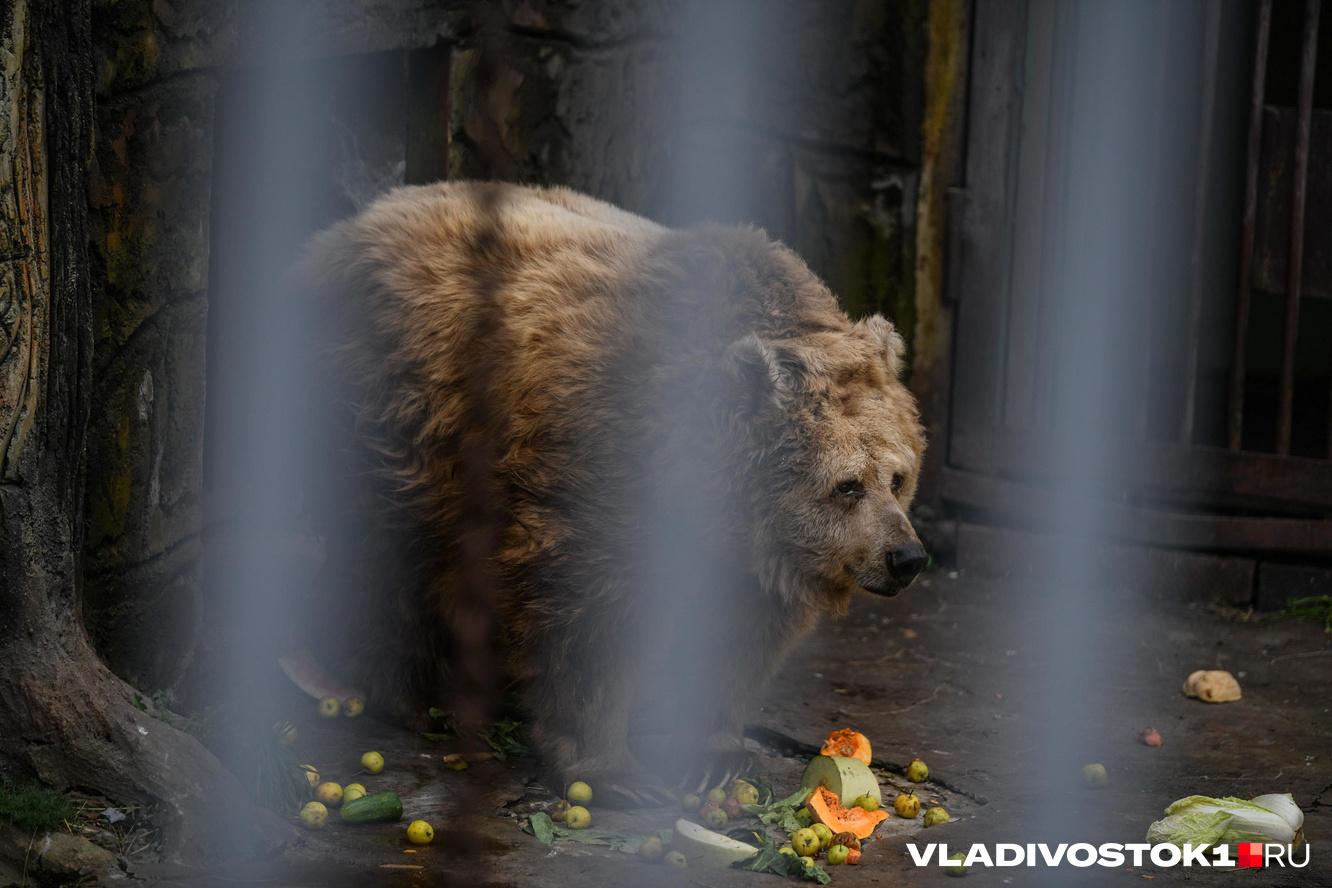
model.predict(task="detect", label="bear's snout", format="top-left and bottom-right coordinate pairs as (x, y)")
top-left (885, 541), bottom-right (928, 591)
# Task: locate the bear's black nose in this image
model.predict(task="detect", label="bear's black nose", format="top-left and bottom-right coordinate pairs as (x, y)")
top-left (886, 542), bottom-right (927, 587)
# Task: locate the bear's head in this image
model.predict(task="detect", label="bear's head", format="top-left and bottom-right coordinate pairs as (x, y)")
top-left (728, 314), bottom-right (927, 613)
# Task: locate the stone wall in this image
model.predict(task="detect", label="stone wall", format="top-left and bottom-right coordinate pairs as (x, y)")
top-left (83, 0), bottom-right (930, 695)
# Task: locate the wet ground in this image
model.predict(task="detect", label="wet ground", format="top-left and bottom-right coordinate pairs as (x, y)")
top-left (130, 567), bottom-right (1332, 887)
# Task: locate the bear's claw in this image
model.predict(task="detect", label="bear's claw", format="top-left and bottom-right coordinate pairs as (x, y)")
top-left (678, 746), bottom-right (758, 795)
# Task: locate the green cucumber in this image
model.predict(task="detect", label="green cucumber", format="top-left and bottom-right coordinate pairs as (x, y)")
top-left (339, 791), bottom-right (403, 823)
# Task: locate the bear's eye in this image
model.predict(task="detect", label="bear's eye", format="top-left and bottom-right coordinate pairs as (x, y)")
top-left (834, 479), bottom-right (865, 498)
top-left (891, 473), bottom-right (906, 495)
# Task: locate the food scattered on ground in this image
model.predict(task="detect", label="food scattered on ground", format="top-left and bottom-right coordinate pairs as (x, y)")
top-left (360, 751), bottom-right (385, 774)
top-left (272, 720), bottom-right (298, 746)
top-left (517, 724), bottom-right (905, 880)
top-left (299, 801), bottom-right (328, 829)
top-left (791, 827), bottom-right (821, 857)
top-left (300, 764), bottom-right (320, 790)
top-left (565, 805), bottom-right (591, 829)
top-left (315, 782), bottom-right (343, 806)
top-left (893, 792), bottom-right (921, 818)
top-left (820, 729), bottom-right (872, 765)
top-left (1141, 727), bottom-right (1163, 747)
top-left (481, 719), bottom-right (532, 759)
top-left (638, 835), bottom-right (665, 861)
top-left (567, 781), bottom-right (593, 804)
top-left (405, 820), bottom-right (435, 845)
top-left (342, 696), bottom-right (365, 718)
top-left (672, 817), bottom-right (760, 867)
top-left (342, 783), bottom-right (367, 805)
top-left (923, 806), bottom-right (950, 827)
top-left (1145, 793), bottom-right (1304, 846)
top-left (318, 696), bottom-right (341, 718)
top-left (441, 753), bottom-right (468, 771)
top-left (808, 786), bottom-right (888, 839)
top-left (1182, 669), bottom-right (1242, 703)
top-left (340, 791), bottom-right (404, 823)
top-left (1081, 763), bottom-right (1108, 789)
top-left (733, 779), bottom-right (761, 806)
top-left (906, 757), bottom-right (929, 783)
top-left (802, 755), bottom-right (882, 806)
top-left (946, 852), bottom-right (969, 875)
top-left (830, 832), bottom-right (860, 851)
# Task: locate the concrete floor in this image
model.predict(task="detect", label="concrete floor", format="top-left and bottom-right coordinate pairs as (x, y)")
top-left (131, 567), bottom-right (1332, 887)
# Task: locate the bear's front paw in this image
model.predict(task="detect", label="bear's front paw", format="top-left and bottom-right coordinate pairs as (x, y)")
top-left (562, 762), bottom-right (677, 809)
top-left (676, 739), bottom-right (758, 794)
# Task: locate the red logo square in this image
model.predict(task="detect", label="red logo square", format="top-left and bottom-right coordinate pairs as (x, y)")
top-left (1237, 842), bottom-right (1264, 868)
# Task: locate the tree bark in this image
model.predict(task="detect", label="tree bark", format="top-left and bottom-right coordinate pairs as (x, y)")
top-left (0, 0), bottom-right (278, 861)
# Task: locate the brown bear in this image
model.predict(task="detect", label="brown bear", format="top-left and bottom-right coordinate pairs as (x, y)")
top-left (297, 181), bottom-right (926, 804)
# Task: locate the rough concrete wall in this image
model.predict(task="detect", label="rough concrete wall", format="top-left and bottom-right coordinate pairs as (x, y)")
top-left (453, 0), bottom-right (928, 338)
top-left (83, 0), bottom-right (928, 694)
top-left (82, 0), bottom-right (460, 692)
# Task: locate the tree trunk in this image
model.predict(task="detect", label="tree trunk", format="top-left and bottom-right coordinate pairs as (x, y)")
top-left (0, 0), bottom-right (279, 861)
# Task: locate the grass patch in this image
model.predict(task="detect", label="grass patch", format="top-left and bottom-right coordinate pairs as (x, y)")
top-left (1282, 595), bottom-right (1332, 633)
top-left (0, 783), bottom-right (73, 832)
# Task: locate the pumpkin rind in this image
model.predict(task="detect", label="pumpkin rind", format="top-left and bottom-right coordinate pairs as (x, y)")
top-left (807, 786), bottom-right (888, 839)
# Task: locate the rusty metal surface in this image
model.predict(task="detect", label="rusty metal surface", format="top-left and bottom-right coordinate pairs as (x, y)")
top-left (1253, 108), bottom-right (1332, 301)
top-left (1275, 0), bottom-right (1321, 456)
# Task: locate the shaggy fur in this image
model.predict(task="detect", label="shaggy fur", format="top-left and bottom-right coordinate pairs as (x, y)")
top-left (298, 182), bottom-right (926, 801)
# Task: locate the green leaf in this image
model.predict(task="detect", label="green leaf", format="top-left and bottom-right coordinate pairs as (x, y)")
top-left (743, 786), bottom-right (812, 833)
top-left (527, 812), bottom-right (555, 844)
top-left (482, 718), bottom-right (530, 759)
top-left (418, 732), bottom-right (452, 742)
top-left (521, 811), bottom-right (662, 853)
top-left (733, 844), bottom-right (831, 884)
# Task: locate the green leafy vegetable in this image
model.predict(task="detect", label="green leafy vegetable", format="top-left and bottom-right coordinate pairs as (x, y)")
top-left (521, 813), bottom-right (663, 853)
top-left (482, 719), bottom-right (530, 759)
top-left (528, 811), bottom-right (555, 844)
top-left (734, 844), bottom-right (831, 884)
top-left (743, 786), bottom-right (812, 833)
top-left (1146, 793), bottom-right (1304, 846)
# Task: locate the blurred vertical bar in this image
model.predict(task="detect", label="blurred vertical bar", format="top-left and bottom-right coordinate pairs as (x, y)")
top-left (1179, 0), bottom-right (1222, 445)
top-left (1228, 0), bottom-right (1271, 452)
top-left (1275, 0), bottom-right (1320, 456)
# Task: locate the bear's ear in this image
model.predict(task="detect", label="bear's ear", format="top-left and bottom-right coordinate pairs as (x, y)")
top-left (725, 334), bottom-right (801, 411)
top-left (857, 314), bottom-right (906, 378)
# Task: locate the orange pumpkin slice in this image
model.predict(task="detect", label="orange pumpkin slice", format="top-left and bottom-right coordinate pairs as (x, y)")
top-left (807, 786), bottom-right (888, 839)
top-left (820, 729), bottom-right (872, 765)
